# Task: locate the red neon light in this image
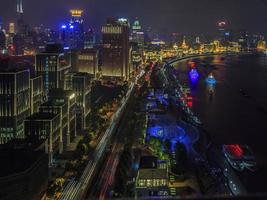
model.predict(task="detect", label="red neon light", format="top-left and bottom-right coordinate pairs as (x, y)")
top-left (226, 145), bottom-right (244, 157)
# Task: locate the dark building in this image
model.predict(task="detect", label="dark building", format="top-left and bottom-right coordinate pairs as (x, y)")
top-left (0, 31), bottom-right (6, 50)
top-left (35, 44), bottom-right (71, 95)
top-left (72, 73), bottom-right (91, 129)
top-left (0, 62), bottom-right (30, 144)
top-left (24, 112), bottom-right (62, 165)
top-left (0, 139), bottom-right (48, 200)
top-left (101, 17), bottom-right (131, 80)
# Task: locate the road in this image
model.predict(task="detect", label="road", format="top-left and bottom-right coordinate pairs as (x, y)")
top-left (57, 70), bottom-right (145, 200)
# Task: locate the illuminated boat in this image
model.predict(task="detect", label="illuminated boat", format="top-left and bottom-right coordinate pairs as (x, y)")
top-left (206, 73), bottom-right (216, 85)
top-left (189, 69), bottom-right (199, 82)
top-left (222, 144), bottom-right (257, 172)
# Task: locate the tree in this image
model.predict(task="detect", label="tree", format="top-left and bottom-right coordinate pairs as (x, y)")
top-left (173, 141), bottom-right (187, 175)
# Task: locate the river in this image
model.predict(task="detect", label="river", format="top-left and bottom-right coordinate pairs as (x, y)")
top-left (173, 54), bottom-right (267, 194)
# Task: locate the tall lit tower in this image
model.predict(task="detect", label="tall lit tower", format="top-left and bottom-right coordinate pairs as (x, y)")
top-left (17, 0), bottom-right (24, 15)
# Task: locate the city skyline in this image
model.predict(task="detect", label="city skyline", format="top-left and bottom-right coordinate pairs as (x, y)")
top-left (1, 0), bottom-right (267, 35)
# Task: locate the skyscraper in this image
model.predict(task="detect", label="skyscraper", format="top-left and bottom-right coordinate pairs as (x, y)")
top-left (17, 0), bottom-right (23, 14)
top-left (101, 18), bottom-right (131, 80)
top-left (0, 60), bottom-right (31, 144)
top-left (60, 10), bottom-right (85, 50)
top-left (131, 18), bottom-right (144, 70)
top-left (35, 44), bottom-right (71, 95)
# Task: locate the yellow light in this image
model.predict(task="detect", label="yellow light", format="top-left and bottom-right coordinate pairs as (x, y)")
top-left (69, 93), bottom-right (75, 100)
top-left (70, 9), bottom-right (83, 17)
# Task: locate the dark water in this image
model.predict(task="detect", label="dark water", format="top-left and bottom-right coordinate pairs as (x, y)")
top-left (173, 54), bottom-right (267, 194)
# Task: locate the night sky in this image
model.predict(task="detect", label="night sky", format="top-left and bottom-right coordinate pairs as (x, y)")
top-left (1, 0), bottom-right (267, 35)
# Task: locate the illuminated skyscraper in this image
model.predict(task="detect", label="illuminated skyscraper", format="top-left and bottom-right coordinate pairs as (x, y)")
top-left (9, 23), bottom-right (15, 34)
top-left (35, 44), bottom-right (71, 95)
top-left (0, 61), bottom-right (31, 144)
top-left (101, 18), bottom-right (131, 79)
top-left (17, 0), bottom-right (23, 14)
top-left (131, 18), bottom-right (144, 70)
top-left (60, 10), bottom-right (85, 49)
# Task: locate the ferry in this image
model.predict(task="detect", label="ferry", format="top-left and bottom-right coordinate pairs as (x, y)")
top-left (189, 69), bottom-right (199, 81)
top-left (206, 73), bottom-right (217, 85)
top-left (222, 144), bottom-right (257, 172)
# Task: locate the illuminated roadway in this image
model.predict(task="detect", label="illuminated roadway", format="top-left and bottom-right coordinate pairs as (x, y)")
top-left (58, 71), bottom-right (144, 200)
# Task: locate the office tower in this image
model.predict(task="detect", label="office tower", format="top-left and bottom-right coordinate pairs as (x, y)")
top-left (0, 61), bottom-right (30, 144)
top-left (61, 10), bottom-right (84, 50)
top-left (39, 98), bottom-right (71, 150)
top-left (101, 17), bottom-right (131, 80)
top-left (0, 17), bottom-right (3, 31)
top-left (0, 31), bottom-right (6, 50)
top-left (131, 18), bottom-right (144, 70)
top-left (24, 112), bottom-right (61, 165)
top-left (72, 73), bottom-right (91, 129)
top-left (35, 44), bottom-right (71, 95)
top-left (30, 75), bottom-right (43, 114)
top-left (72, 49), bottom-right (99, 76)
top-left (84, 28), bottom-right (97, 49)
top-left (16, 0), bottom-right (27, 35)
top-left (9, 23), bottom-right (15, 34)
top-left (48, 89), bottom-right (77, 146)
top-left (132, 18), bottom-right (144, 50)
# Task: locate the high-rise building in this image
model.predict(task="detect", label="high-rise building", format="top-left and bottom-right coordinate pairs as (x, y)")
top-left (60, 10), bottom-right (84, 50)
top-left (24, 112), bottom-right (61, 165)
top-left (0, 31), bottom-right (6, 50)
top-left (72, 73), bottom-right (91, 129)
top-left (30, 75), bottom-right (43, 114)
top-left (0, 61), bottom-right (31, 144)
top-left (0, 17), bottom-right (3, 31)
top-left (9, 23), bottom-right (15, 34)
top-left (131, 18), bottom-right (144, 70)
top-left (72, 49), bottom-right (99, 76)
top-left (101, 17), bottom-right (131, 80)
top-left (35, 44), bottom-right (71, 95)
top-left (84, 28), bottom-right (97, 49)
top-left (48, 89), bottom-right (77, 146)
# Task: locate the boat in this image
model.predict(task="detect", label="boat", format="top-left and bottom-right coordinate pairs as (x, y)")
top-left (189, 69), bottom-right (199, 82)
top-left (222, 144), bottom-right (257, 172)
top-left (206, 73), bottom-right (217, 85)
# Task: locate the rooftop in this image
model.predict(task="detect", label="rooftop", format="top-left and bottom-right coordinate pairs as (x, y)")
top-left (26, 112), bottom-right (58, 121)
top-left (138, 168), bottom-right (168, 180)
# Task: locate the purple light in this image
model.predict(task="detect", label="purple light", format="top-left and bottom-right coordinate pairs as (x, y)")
top-left (189, 69), bottom-right (199, 83)
top-left (61, 25), bottom-right (67, 29)
top-left (70, 25), bottom-right (74, 29)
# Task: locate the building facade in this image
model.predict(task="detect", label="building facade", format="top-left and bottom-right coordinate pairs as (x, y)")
top-left (101, 18), bottom-right (131, 80)
top-left (0, 67), bottom-right (30, 144)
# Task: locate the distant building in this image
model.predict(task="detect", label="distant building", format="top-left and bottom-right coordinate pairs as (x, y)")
top-left (84, 28), bottom-right (97, 49)
top-left (24, 112), bottom-right (62, 165)
top-left (9, 23), bottom-right (16, 34)
top-left (0, 64), bottom-right (30, 144)
top-left (60, 10), bottom-right (85, 50)
top-left (101, 17), bottom-right (131, 80)
top-left (35, 44), bottom-right (71, 95)
top-left (0, 30), bottom-right (6, 50)
top-left (131, 18), bottom-right (144, 70)
top-left (72, 49), bottom-right (99, 76)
